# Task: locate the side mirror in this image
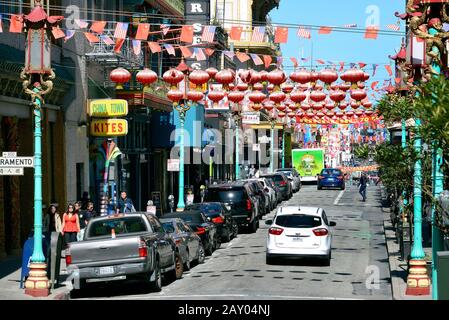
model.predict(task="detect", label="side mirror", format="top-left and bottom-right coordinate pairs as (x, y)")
top-left (265, 219), bottom-right (273, 225)
top-left (329, 221), bottom-right (337, 227)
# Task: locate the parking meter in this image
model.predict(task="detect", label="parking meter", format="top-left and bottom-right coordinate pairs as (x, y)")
top-left (168, 195), bottom-right (175, 213)
top-left (200, 185), bottom-right (206, 203)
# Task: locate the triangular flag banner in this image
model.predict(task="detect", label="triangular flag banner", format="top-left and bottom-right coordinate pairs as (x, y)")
top-left (9, 15), bottom-right (23, 33)
top-left (52, 27), bottom-right (65, 40)
top-left (395, 77), bottom-right (401, 84)
top-left (0, 15), bottom-right (3, 33)
top-left (230, 26), bottom-right (243, 41)
top-left (180, 25), bottom-right (194, 43)
top-left (100, 35), bottom-right (115, 45)
top-left (358, 62), bottom-right (367, 68)
top-left (236, 52), bottom-right (250, 63)
top-left (205, 48), bottom-right (215, 56)
top-left (180, 46), bottom-right (193, 58)
top-left (263, 55), bottom-right (272, 68)
top-left (371, 81), bottom-right (379, 90)
top-left (84, 32), bottom-right (100, 44)
top-left (164, 44), bottom-right (176, 56)
top-left (372, 64), bottom-right (379, 76)
top-left (201, 26), bottom-right (216, 43)
top-left (114, 38), bottom-right (125, 53)
top-left (290, 57), bottom-right (298, 68)
top-left (160, 24), bottom-right (171, 35)
top-left (385, 65), bottom-right (393, 76)
top-left (349, 63), bottom-right (356, 68)
top-left (194, 48), bottom-right (206, 61)
top-left (316, 59), bottom-right (326, 65)
top-left (148, 42), bottom-right (162, 53)
top-left (318, 26), bottom-right (333, 34)
top-left (90, 21), bottom-right (106, 34)
top-left (64, 30), bottom-right (75, 42)
top-left (136, 23), bottom-right (150, 40)
top-left (75, 19), bottom-right (89, 29)
top-left (274, 27), bottom-right (289, 43)
top-left (223, 51), bottom-right (235, 59)
top-left (250, 54), bottom-right (263, 66)
top-left (132, 40), bottom-right (141, 55)
top-left (364, 26), bottom-right (379, 39)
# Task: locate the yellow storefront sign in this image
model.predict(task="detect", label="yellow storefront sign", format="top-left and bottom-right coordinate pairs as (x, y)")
top-left (90, 119), bottom-right (128, 137)
top-left (89, 99), bottom-right (128, 117)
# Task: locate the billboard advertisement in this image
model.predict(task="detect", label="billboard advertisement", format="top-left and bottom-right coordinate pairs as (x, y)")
top-left (292, 149), bottom-right (325, 182)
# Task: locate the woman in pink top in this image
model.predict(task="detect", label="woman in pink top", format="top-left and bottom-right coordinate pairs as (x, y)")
top-left (61, 203), bottom-right (80, 244)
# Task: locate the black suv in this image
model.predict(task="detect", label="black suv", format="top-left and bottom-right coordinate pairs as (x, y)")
top-left (204, 182), bottom-right (260, 233)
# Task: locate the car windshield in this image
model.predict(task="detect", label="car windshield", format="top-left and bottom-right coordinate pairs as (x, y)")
top-left (88, 217), bottom-right (148, 237)
top-left (275, 215), bottom-right (322, 228)
top-left (205, 188), bottom-right (246, 202)
top-left (321, 169), bottom-right (342, 176)
top-left (161, 222), bottom-right (175, 233)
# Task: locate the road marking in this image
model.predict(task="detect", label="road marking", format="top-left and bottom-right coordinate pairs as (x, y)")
top-left (109, 294), bottom-right (362, 301)
top-left (334, 190), bottom-right (345, 205)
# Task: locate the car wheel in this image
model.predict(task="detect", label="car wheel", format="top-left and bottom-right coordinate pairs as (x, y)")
top-left (167, 252), bottom-right (184, 281)
top-left (197, 244), bottom-right (206, 264)
top-left (149, 261), bottom-right (162, 292)
top-left (266, 255), bottom-right (276, 265)
top-left (184, 251), bottom-right (191, 271)
top-left (322, 252), bottom-right (331, 266)
top-left (222, 230), bottom-right (231, 243)
top-left (232, 222), bottom-right (239, 238)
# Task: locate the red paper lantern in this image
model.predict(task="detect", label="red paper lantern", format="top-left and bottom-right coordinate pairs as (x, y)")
top-left (365, 110), bottom-right (374, 116)
top-left (227, 91), bottom-right (245, 104)
top-left (229, 83), bottom-right (236, 90)
top-left (253, 83), bottom-right (264, 91)
top-left (249, 91), bottom-right (266, 105)
top-left (167, 89), bottom-right (184, 105)
top-left (340, 68), bottom-right (364, 87)
top-left (329, 90), bottom-right (346, 104)
top-left (110, 67), bottom-right (131, 89)
top-left (325, 102), bottom-right (335, 110)
top-left (136, 68), bottom-right (158, 88)
top-left (358, 82), bottom-right (366, 89)
top-left (330, 83), bottom-right (339, 91)
top-left (290, 70), bottom-right (311, 84)
top-left (351, 101), bottom-right (360, 109)
top-left (267, 84), bottom-right (275, 92)
top-left (350, 89), bottom-right (367, 102)
top-left (237, 83), bottom-right (249, 91)
top-left (288, 112), bottom-right (296, 119)
top-left (259, 70), bottom-right (269, 82)
top-left (188, 70), bottom-right (210, 86)
top-left (363, 72), bottom-right (370, 81)
top-left (290, 91), bottom-right (307, 105)
top-left (208, 90), bottom-right (225, 104)
top-left (187, 91), bottom-right (204, 102)
top-left (278, 111), bottom-right (286, 118)
top-left (363, 100), bottom-right (373, 108)
top-left (339, 82), bottom-right (351, 91)
top-left (269, 91), bottom-right (286, 104)
top-left (264, 101), bottom-right (275, 112)
top-left (205, 67), bottom-right (218, 79)
top-left (281, 83), bottom-right (294, 94)
top-left (163, 68), bottom-right (184, 87)
top-left (215, 69), bottom-right (235, 88)
top-left (314, 84), bottom-right (324, 91)
top-left (312, 103), bottom-right (324, 111)
top-left (301, 104), bottom-right (312, 111)
top-left (310, 90), bottom-right (326, 103)
top-left (355, 110), bottom-right (364, 116)
top-left (327, 111), bottom-right (335, 117)
top-left (267, 69), bottom-right (287, 87)
top-left (318, 69), bottom-right (338, 85)
top-left (336, 112), bottom-right (345, 118)
top-left (277, 104), bottom-right (287, 112)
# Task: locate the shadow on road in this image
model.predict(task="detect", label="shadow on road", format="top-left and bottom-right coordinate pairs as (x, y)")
top-left (267, 257), bottom-right (330, 267)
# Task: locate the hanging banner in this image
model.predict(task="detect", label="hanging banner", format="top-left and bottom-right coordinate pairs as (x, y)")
top-left (90, 119), bottom-right (128, 137)
top-left (242, 112), bottom-right (260, 125)
top-left (296, 115), bottom-right (381, 125)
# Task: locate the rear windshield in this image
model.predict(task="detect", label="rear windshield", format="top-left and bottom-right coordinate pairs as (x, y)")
top-left (161, 222), bottom-right (175, 233)
top-left (264, 175), bottom-right (284, 182)
top-left (88, 217), bottom-right (148, 237)
top-left (200, 203), bottom-right (222, 216)
top-left (275, 215), bottom-right (322, 228)
top-left (205, 188), bottom-right (247, 202)
top-left (321, 169), bottom-right (342, 176)
top-left (165, 213), bottom-right (204, 224)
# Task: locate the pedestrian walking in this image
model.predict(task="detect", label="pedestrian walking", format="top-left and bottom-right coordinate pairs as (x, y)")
top-left (359, 173), bottom-right (368, 202)
top-left (117, 191), bottom-right (136, 213)
top-left (61, 204), bottom-right (80, 245)
top-left (249, 165), bottom-right (256, 178)
top-left (78, 201), bottom-right (97, 241)
top-left (43, 204), bottom-right (62, 238)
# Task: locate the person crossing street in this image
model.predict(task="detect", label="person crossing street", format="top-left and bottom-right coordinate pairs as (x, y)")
top-left (359, 173), bottom-right (368, 202)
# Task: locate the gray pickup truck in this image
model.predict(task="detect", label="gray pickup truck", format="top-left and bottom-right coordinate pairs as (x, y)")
top-left (66, 213), bottom-right (180, 292)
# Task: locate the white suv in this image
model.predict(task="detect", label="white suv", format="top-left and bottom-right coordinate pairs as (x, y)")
top-left (265, 206), bottom-right (336, 266)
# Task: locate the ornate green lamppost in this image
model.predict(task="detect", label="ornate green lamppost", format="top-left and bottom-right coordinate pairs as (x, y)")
top-left (21, 0), bottom-right (63, 297)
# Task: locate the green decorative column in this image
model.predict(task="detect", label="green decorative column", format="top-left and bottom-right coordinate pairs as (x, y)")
top-left (235, 117), bottom-right (240, 180)
top-left (401, 120), bottom-right (408, 215)
top-left (175, 105), bottom-right (190, 211)
top-left (282, 127), bottom-right (285, 169)
top-left (270, 121), bottom-right (276, 173)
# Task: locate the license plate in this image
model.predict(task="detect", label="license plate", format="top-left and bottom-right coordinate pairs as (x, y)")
top-left (98, 266), bottom-right (115, 275)
top-left (292, 237), bottom-right (303, 242)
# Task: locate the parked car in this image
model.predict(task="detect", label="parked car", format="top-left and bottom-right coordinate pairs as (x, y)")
top-left (265, 206), bottom-right (336, 266)
top-left (159, 218), bottom-right (205, 270)
top-left (243, 179), bottom-right (270, 216)
top-left (204, 182), bottom-right (260, 233)
top-left (262, 173), bottom-right (292, 201)
top-left (257, 177), bottom-right (277, 211)
top-left (317, 168), bottom-right (345, 190)
top-left (66, 213), bottom-right (180, 293)
top-left (276, 168), bottom-right (302, 192)
top-left (187, 202), bottom-right (238, 243)
top-left (265, 177), bottom-right (283, 204)
top-left (163, 210), bottom-right (219, 256)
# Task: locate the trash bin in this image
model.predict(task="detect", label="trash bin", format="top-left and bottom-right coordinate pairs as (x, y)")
top-left (398, 221), bottom-right (412, 261)
top-left (437, 251), bottom-right (449, 300)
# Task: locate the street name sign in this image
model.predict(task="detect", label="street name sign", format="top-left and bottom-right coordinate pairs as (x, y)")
top-left (0, 167), bottom-right (24, 176)
top-left (90, 119), bottom-right (128, 137)
top-left (0, 156), bottom-right (34, 168)
top-left (89, 99), bottom-right (128, 118)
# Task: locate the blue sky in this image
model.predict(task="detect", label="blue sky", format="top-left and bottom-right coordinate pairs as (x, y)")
top-left (270, 0), bottom-right (405, 95)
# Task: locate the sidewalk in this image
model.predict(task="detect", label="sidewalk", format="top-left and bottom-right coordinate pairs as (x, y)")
top-left (380, 187), bottom-right (432, 300)
top-left (0, 255), bottom-right (69, 300)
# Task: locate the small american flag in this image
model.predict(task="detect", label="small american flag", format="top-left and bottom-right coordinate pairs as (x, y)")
top-left (100, 35), bottom-right (115, 45)
top-left (344, 24), bottom-right (357, 28)
top-left (194, 48), bottom-right (206, 61)
top-left (114, 22), bottom-right (128, 39)
top-left (160, 24), bottom-right (170, 36)
top-left (250, 54), bottom-right (264, 66)
top-left (164, 44), bottom-right (176, 56)
top-left (132, 40), bottom-right (141, 55)
top-left (297, 27), bottom-right (311, 39)
top-left (201, 26), bottom-right (216, 43)
top-left (251, 26), bottom-right (266, 42)
top-left (386, 24), bottom-right (400, 31)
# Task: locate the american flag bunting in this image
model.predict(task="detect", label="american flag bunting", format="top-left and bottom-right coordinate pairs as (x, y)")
top-left (297, 27), bottom-right (311, 39)
top-left (251, 26), bottom-right (266, 42)
top-left (202, 26), bottom-right (216, 43)
top-left (114, 22), bottom-right (129, 39)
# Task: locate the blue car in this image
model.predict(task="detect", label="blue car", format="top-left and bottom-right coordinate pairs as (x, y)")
top-left (317, 168), bottom-right (345, 190)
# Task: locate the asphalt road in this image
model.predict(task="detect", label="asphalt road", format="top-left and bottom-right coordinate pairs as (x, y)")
top-left (70, 184), bottom-right (392, 300)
